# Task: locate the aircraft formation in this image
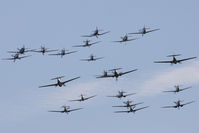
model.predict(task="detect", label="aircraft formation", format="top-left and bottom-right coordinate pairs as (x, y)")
top-left (2, 26), bottom-right (196, 116)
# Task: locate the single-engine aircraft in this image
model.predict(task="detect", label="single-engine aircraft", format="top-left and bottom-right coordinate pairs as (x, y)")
top-left (113, 34), bottom-right (137, 43)
top-left (95, 70), bottom-right (113, 78)
top-left (48, 106), bottom-right (82, 114)
top-left (80, 54), bottom-right (104, 61)
top-left (8, 46), bottom-right (35, 54)
top-left (112, 100), bottom-right (144, 108)
top-left (39, 76), bottom-right (80, 88)
top-left (73, 40), bottom-right (101, 47)
top-left (49, 49), bottom-right (77, 58)
top-left (2, 53), bottom-right (31, 62)
top-left (81, 27), bottom-right (110, 38)
top-left (109, 68), bottom-right (137, 80)
top-left (129, 26), bottom-right (160, 36)
top-left (162, 100), bottom-right (194, 109)
top-left (154, 54), bottom-right (197, 64)
top-left (32, 46), bottom-right (58, 55)
top-left (107, 91), bottom-right (136, 99)
top-left (69, 94), bottom-right (97, 102)
top-left (163, 85), bottom-right (192, 93)
top-left (114, 106), bottom-right (149, 113)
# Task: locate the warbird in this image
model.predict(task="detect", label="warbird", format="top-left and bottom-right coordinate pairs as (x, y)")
top-left (114, 106), bottom-right (149, 113)
top-left (69, 94), bottom-right (97, 102)
top-left (39, 76), bottom-right (80, 88)
top-left (162, 100), bottom-right (194, 109)
top-left (32, 46), bottom-right (58, 55)
top-left (8, 46), bottom-right (35, 54)
top-left (48, 106), bottom-right (82, 114)
top-left (49, 49), bottom-right (77, 58)
top-left (81, 27), bottom-right (110, 38)
top-left (112, 100), bottom-right (144, 108)
top-left (2, 53), bottom-right (31, 62)
top-left (108, 68), bottom-right (137, 80)
top-left (73, 40), bottom-right (101, 47)
top-left (129, 26), bottom-right (160, 36)
top-left (107, 91), bottom-right (136, 99)
top-left (80, 54), bottom-right (104, 61)
top-left (154, 54), bottom-right (197, 64)
top-left (96, 70), bottom-right (113, 78)
top-left (113, 34), bottom-right (137, 43)
top-left (163, 85), bottom-right (192, 93)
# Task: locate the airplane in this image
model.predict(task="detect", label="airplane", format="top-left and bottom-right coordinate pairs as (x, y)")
top-left (114, 106), bottom-right (149, 113)
top-left (163, 85), bottom-right (192, 93)
top-left (129, 26), bottom-right (160, 36)
top-left (154, 54), bottom-right (197, 64)
top-left (49, 49), bottom-right (77, 58)
top-left (81, 27), bottom-right (110, 38)
top-left (113, 34), bottom-right (138, 43)
top-left (73, 40), bottom-right (101, 47)
top-left (108, 68), bottom-right (138, 80)
top-left (2, 53), bottom-right (31, 62)
top-left (48, 106), bottom-right (82, 114)
top-left (80, 54), bottom-right (104, 61)
top-left (39, 76), bottom-right (80, 88)
top-left (162, 100), bottom-right (194, 109)
top-left (8, 46), bottom-right (35, 54)
top-left (69, 94), bottom-right (97, 102)
top-left (112, 100), bottom-right (144, 108)
top-left (107, 91), bottom-right (136, 99)
top-left (32, 46), bottom-right (58, 55)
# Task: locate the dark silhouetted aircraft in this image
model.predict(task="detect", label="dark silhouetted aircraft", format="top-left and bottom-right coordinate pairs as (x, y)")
top-left (96, 70), bottom-right (113, 78)
top-left (49, 49), bottom-right (77, 58)
top-left (80, 54), bottom-right (104, 61)
top-left (8, 46), bottom-right (35, 54)
top-left (32, 46), bottom-right (58, 55)
top-left (162, 100), bottom-right (194, 109)
top-left (107, 91), bottom-right (136, 99)
top-left (113, 34), bottom-right (138, 43)
top-left (2, 53), bottom-right (31, 62)
top-left (129, 26), bottom-right (160, 36)
top-left (163, 85), bottom-right (192, 93)
top-left (69, 94), bottom-right (97, 102)
top-left (48, 106), bottom-right (82, 114)
top-left (73, 40), bottom-right (101, 47)
top-left (108, 68), bottom-right (138, 80)
top-left (39, 76), bottom-right (80, 88)
top-left (154, 54), bottom-right (196, 64)
top-left (112, 100), bottom-right (144, 108)
top-left (81, 27), bottom-right (110, 38)
top-left (114, 106), bottom-right (149, 113)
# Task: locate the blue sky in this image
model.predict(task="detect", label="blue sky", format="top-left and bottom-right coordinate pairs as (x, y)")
top-left (0, 0), bottom-right (199, 132)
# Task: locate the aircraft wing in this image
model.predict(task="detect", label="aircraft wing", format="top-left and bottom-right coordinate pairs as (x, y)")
top-left (48, 110), bottom-right (64, 113)
top-left (68, 108), bottom-right (83, 112)
top-left (131, 102), bottom-right (144, 107)
top-left (119, 69), bottom-right (138, 76)
top-left (7, 51), bottom-right (18, 53)
top-left (81, 34), bottom-right (94, 37)
top-left (90, 41), bottom-right (101, 46)
top-left (163, 90), bottom-right (176, 93)
top-left (154, 60), bottom-right (172, 63)
top-left (94, 57), bottom-right (104, 60)
top-left (178, 57), bottom-right (197, 62)
top-left (45, 49), bottom-right (58, 52)
top-left (18, 55), bottom-right (31, 59)
top-left (39, 83), bottom-right (58, 88)
top-left (2, 57), bottom-right (15, 60)
top-left (182, 101), bottom-right (194, 106)
top-left (128, 31), bottom-right (142, 34)
top-left (69, 99), bottom-right (82, 102)
top-left (180, 86), bottom-right (192, 91)
top-left (124, 93), bottom-right (136, 97)
top-left (107, 95), bottom-right (118, 98)
top-left (162, 105), bottom-right (177, 108)
top-left (62, 76), bottom-right (80, 84)
top-left (98, 31), bottom-right (110, 35)
top-left (134, 106), bottom-right (149, 112)
top-left (146, 29), bottom-right (160, 33)
top-left (66, 51), bottom-right (77, 55)
top-left (84, 95), bottom-right (97, 100)
top-left (80, 58), bottom-right (91, 61)
top-left (72, 44), bottom-right (85, 47)
top-left (49, 53), bottom-right (62, 56)
top-left (114, 110), bottom-right (129, 113)
top-left (96, 74), bottom-right (113, 78)
top-left (112, 105), bottom-right (127, 107)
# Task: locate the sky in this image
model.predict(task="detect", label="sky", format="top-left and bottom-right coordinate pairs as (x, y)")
top-left (0, 0), bottom-right (199, 132)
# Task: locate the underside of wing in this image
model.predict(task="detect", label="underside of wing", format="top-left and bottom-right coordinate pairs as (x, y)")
top-left (90, 41), bottom-right (101, 45)
top-left (99, 31), bottom-right (110, 35)
top-left (182, 101), bottom-right (194, 106)
top-left (39, 83), bottom-right (57, 88)
top-left (85, 95), bottom-right (97, 100)
top-left (19, 55), bottom-right (31, 59)
top-left (119, 69), bottom-right (137, 76)
top-left (62, 76), bottom-right (80, 84)
top-left (48, 110), bottom-right (63, 113)
top-left (49, 53), bottom-right (61, 56)
top-left (2, 58), bottom-right (14, 60)
top-left (69, 99), bottom-right (82, 102)
top-left (178, 57), bottom-right (197, 62)
top-left (162, 105), bottom-right (177, 108)
top-left (72, 44), bottom-right (84, 47)
top-left (146, 29), bottom-right (160, 33)
top-left (134, 106), bottom-right (149, 112)
top-left (163, 90), bottom-right (176, 93)
top-left (154, 60), bottom-right (172, 63)
top-left (81, 34), bottom-right (94, 37)
top-left (128, 31), bottom-right (142, 34)
top-left (68, 108), bottom-right (83, 112)
top-left (125, 93), bottom-right (136, 97)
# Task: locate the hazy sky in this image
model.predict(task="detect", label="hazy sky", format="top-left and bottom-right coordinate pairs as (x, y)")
top-left (0, 0), bottom-right (199, 133)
